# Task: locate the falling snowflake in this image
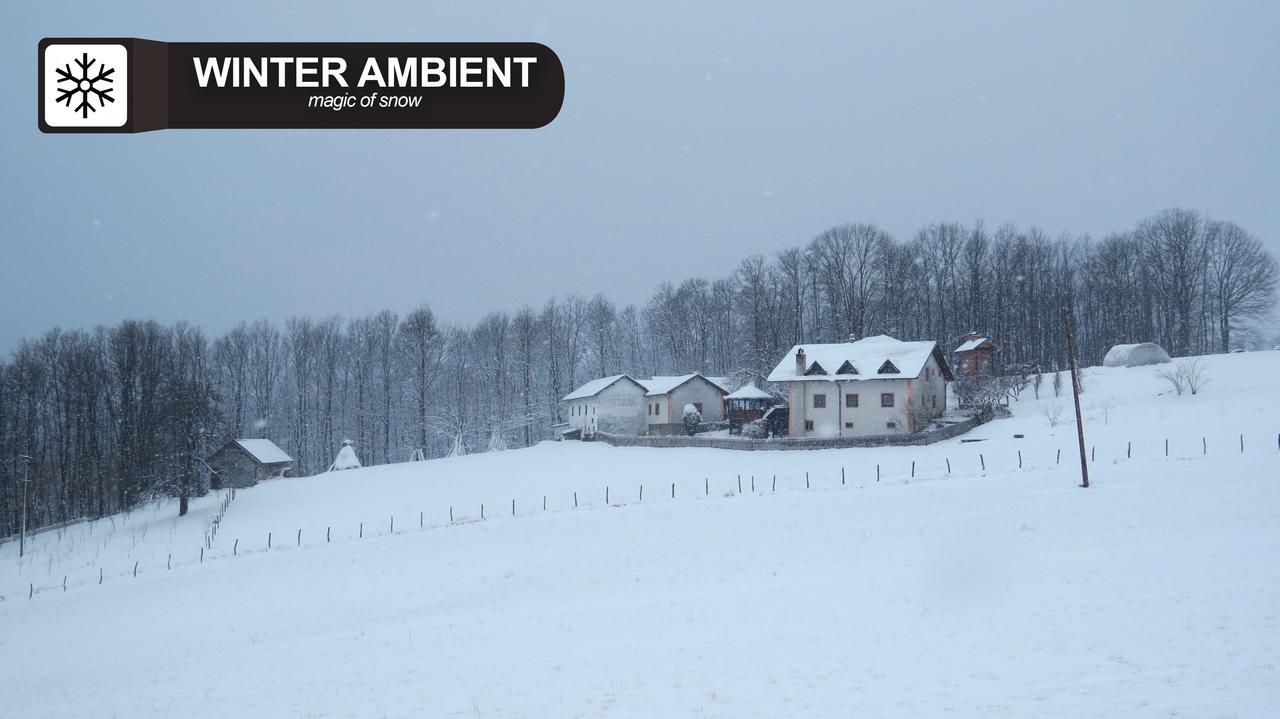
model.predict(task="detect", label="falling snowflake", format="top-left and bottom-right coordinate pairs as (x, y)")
top-left (55, 52), bottom-right (116, 119)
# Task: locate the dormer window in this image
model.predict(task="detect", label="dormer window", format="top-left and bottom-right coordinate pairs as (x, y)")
top-left (877, 360), bottom-right (899, 374)
top-left (836, 360), bottom-right (858, 375)
top-left (804, 361), bottom-right (828, 376)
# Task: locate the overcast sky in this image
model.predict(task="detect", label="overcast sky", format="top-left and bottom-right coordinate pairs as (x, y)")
top-left (2, 1), bottom-right (1277, 351)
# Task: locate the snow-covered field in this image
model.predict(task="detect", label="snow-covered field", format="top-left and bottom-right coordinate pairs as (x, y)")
top-left (3, 352), bottom-right (1279, 717)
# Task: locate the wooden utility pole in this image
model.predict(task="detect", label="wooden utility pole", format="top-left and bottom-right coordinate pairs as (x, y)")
top-left (1063, 307), bottom-right (1089, 488)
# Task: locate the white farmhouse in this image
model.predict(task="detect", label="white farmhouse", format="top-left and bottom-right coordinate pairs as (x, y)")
top-left (767, 335), bottom-right (954, 437)
top-left (639, 374), bottom-right (730, 435)
top-left (562, 374), bottom-right (649, 436)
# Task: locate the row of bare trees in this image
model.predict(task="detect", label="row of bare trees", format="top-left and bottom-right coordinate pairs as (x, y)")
top-left (1, 208), bottom-right (1275, 536)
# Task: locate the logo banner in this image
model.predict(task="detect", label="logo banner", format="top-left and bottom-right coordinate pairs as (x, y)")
top-left (39, 38), bottom-right (565, 133)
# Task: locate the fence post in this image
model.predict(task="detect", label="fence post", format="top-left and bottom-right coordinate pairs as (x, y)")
top-left (750, 476), bottom-right (754, 492)
top-left (1165, 439), bottom-right (1168, 457)
top-left (512, 499), bottom-right (516, 516)
top-left (133, 561), bottom-right (138, 577)
top-left (1202, 437), bottom-right (1206, 455)
top-left (1240, 434), bottom-right (1244, 453)
top-left (946, 458), bottom-right (951, 473)
top-left (574, 492), bottom-right (578, 509)
top-left (1090, 446), bottom-right (1095, 462)
top-left (390, 516), bottom-right (394, 534)
top-left (607, 486), bottom-right (611, 504)
top-left (980, 454), bottom-right (985, 471)
top-left (1017, 451), bottom-right (1022, 468)
top-left (420, 511), bottom-right (424, 528)
top-left (99, 568), bottom-right (103, 584)
top-left (481, 504), bottom-right (485, 520)
top-left (359, 522), bottom-right (363, 538)
top-left (772, 475), bottom-right (776, 491)
top-left (672, 482), bottom-right (676, 498)
top-left (167, 553), bottom-right (172, 570)
top-left (297, 529), bottom-right (301, 546)
top-left (912, 461), bottom-right (916, 477)
top-left (327, 526), bottom-right (331, 543)
top-left (543, 495), bottom-right (547, 511)
top-left (268, 532), bottom-right (272, 549)
top-left (450, 506), bottom-right (454, 522)
top-left (841, 467), bottom-right (846, 485)
top-left (234, 539), bottom-right (238, 555)
top-left (805, 472), bottom-right (810, 489)
top-left (1056, 449), bottom-right (1060, 465)
top-left (1127, 442), bottom-right (1131, 459)
top-left (200, 547), bottom-right (204, 563)
top-left (62, 576), bottom-right (67, 592)
top-left (876, 465), bottom-right (880, 482)
top-left (738, 475), bottom-right (742, 493)
top-left (705, 478), bottom-right (709, 496)
top-left (29, 583), bottom-right (33, 599)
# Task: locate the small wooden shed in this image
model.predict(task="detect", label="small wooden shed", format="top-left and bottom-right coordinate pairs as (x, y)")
top-left (208, 439), bottom-right (293, 489)
top-left (954, 333), bottom-right (998, 376)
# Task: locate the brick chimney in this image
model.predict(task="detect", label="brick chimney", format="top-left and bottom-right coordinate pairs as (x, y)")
top-left (795, 347), bottom-right (806, 375)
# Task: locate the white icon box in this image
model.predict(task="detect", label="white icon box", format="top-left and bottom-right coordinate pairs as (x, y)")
top-left (44, 43), bottom-right (129, 128)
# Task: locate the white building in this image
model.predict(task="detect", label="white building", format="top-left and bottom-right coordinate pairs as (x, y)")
top-left (767, 335), bottom-right (953, 438)
top-left (562, 374), bottom-right (650, 436)
top-left (561, 373), bottom-right (730, 437)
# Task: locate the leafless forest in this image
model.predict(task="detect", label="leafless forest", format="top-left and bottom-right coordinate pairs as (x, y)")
top-left (2, 208), bottom-right (1276, 536)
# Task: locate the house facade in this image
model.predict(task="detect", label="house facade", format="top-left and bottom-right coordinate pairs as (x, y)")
top-left (208, 438), bottom-right (293, 489)
top-left (562, 374), bottom-right (650, 436)
top-left (767, 335), bottom-right (953, 438)
top-left (641, 374), bottom-right (729, 435)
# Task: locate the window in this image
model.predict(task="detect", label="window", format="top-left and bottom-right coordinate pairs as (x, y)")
top-left (647, 403), bottom-right (651, 416)
top-left (844, 421), bottom-right (853, 429)
top-left (693, 402), bottom-right (703, 414)
top-left (881, 392), bottom-right (895, 407)
top-left (932, 394), bottom-right (937, 408)
top-left (812, 393), bottom-right (826, 409)
top-left (878, 360), bottom-right (900, 374)
top-left (886, 420), bottom-right (897, 429)
top-left (804, 419), bottom-right (815, 431)
top-left (845, 394), bottom-right (859, 408)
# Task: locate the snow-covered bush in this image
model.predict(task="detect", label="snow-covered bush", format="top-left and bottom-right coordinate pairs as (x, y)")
top-left (682, 404), bottom-right (702, 436)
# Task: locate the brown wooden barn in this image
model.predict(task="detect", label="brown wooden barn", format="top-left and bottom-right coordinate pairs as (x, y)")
top-left (954, 333), bottom-right (998, 377)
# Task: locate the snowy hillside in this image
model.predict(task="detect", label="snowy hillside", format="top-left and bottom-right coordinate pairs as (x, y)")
top-left (3, 351), bottom-right (1279, 717)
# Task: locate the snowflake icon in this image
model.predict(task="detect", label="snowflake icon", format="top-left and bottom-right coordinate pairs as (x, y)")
top-left (55, 52), bottom-right (116, 119)
top-left (41, 42), bottom-right (129, 130)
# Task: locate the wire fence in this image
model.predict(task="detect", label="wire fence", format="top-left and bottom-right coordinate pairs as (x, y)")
top-left (8, 430), bottom-right (1279, 603)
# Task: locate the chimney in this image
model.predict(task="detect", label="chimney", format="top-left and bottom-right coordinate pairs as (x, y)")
top-left (795, 347), bottom-right (806, 375)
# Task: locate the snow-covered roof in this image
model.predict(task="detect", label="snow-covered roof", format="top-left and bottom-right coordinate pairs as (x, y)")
top-left (233, 439), bottom-right (292, 465)
top-left (767, 335), bottom-right (952, 383)
top-left (639, 374), bottom-right (730, 397)
top-left (726, 384), bottom-right (774, 400)
top-left (955, 336), bottom-right (994, 353)
top-left (563, 374), bottom-right (644, 401)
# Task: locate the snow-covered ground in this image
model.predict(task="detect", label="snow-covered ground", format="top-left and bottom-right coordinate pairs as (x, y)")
top-left (2, 352), bottom-right (1278, 717)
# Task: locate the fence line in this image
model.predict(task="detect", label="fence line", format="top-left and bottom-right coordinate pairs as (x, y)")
top-left (10, 430), bottom-right (1278, 603)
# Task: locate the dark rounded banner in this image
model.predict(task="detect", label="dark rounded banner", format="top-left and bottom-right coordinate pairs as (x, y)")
top-left (39, 38), bottom-right (565, 133)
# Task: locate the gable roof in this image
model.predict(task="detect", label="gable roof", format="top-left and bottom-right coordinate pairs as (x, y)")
top-left (639, 373), bottom-right (730, 397)
top-left (955, 336), bottom-right (996, 353)
top-left (726, 384), bottom-right (775, 400)
top-left (767, 335), bottom-right (955, 383)
top-left (231, 439), bottom-right (292, 465)
top-left (562, 374), bottom-right (647, 401)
